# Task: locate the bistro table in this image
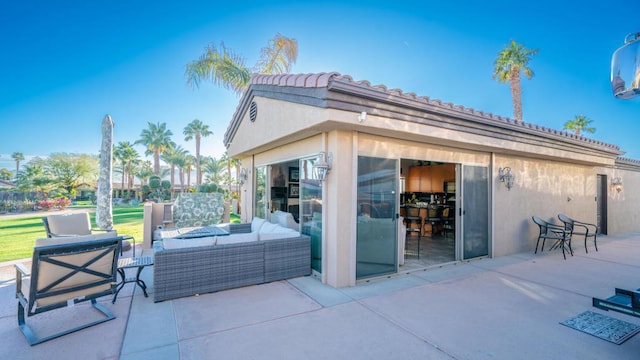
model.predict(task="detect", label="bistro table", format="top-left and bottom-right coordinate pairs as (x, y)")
top-left (112, 256), bottom-right (154, 303)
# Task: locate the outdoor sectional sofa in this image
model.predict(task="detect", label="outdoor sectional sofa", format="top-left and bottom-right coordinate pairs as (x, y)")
top-left (153, 219), bottom-right (311, 302)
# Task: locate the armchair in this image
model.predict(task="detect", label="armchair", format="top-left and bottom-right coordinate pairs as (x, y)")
top-left (42, 212), bottom-right (130, 253)
top-left (15, 234), bottom-right (122, 345)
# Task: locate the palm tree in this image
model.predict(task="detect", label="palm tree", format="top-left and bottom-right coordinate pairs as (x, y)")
top-left (135, 122), bottom-right (175, 175)
top-left (16, 159), bottom-right (53, 194)
top-left (563, 115), bottom-right (596, 136)
top-left (183, 119), bottom-right (213, 186)
top-left (134, 160), bottom-right (154, 187)
top-left (114, 141), bottom-right (139, 196)
top-left (492, 40), bottom-right (539, 122)
top-left (185, 33), bottom-right (298, 94)
top-left (11, 152), bottom-right (25, 180)
top-left (161, 146), bottom-right (187, 198)
top-left (174, 153), bottom-right (188, 193)
top-left (184, 155), bottom-right (196, 191)
top-left (0, 168), bottom-right (12, 180)
top-left (201, 156), bottom-right (224, 185)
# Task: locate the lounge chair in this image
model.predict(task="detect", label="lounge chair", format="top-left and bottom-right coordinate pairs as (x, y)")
top-left (15, 234), bottom-right (122, 345)
top-left (558, 213), bottom-right (598, 253)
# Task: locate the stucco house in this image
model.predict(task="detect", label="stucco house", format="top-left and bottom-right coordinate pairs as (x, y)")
top-left (223, 72), bottom-right (640, 288)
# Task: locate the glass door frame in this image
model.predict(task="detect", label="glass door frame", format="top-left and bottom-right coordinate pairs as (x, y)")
top-left (458, 164), bottom-right (490, 260)
top-left (355, 155), bottom-right (399, 279)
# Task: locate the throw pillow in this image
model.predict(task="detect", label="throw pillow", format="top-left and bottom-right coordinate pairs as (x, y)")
top-left (251, 217), bottom-right (266, 233)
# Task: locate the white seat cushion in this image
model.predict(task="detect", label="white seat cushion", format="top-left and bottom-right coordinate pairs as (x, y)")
top-left (216, 232), bottom-right (259, 245)
top-left (251, 217), bottom-right (267, 233)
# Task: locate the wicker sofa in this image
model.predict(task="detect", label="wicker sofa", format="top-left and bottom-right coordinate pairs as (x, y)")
top-left (153, 222), bottom-right (311, 302)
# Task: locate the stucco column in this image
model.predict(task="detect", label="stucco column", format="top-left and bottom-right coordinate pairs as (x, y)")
top-left (324, 130), bottom-right (357, 287)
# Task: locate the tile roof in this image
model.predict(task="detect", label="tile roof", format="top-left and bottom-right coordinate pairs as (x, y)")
top-left (247, 72), bottom-right (620, 151)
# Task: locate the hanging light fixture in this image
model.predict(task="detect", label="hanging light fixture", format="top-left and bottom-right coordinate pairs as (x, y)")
top-left (611, 177), bottom-right (623, 193)
top-left (498, 167), bottom-right (514, 190)
top-left (313, 152), bottom-right (332, 182)
top-left (239, 168), bottom-right (248, 186)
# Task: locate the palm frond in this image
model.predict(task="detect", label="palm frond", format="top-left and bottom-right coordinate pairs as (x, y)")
top-left (185, 43), bottom-right (250, 94)
top-left (256, 33), bottom-right (298, 75)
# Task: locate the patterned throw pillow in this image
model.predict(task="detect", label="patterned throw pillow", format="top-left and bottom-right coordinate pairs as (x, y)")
top-left (173, 193), bottom-right (226, 228)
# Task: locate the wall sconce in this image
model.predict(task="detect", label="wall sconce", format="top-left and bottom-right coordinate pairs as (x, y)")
top-left (612, 177), bottom-right (623, 193)
top-left (313, 152), bottom-right (332, 182)
top-left (498, 167), bottom-right (514, 190)
top-left (239, 168), bottom-right (248, 186)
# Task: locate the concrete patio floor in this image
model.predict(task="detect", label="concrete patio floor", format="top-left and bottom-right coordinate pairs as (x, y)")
top-left (2, 234), bottom-right (640, 359)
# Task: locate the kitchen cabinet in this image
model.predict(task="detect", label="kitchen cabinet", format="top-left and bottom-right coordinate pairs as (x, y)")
top-left (430, 165), bottom-right (444, 192)
top-left (407, 164), bottom-right (455, 193)
top-left (407, 167), bottom-right (422, 192)
top-left (407, 166), bottom-right (432, 192)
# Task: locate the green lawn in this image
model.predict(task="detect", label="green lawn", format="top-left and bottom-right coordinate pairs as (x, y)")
top-left (0, 205), bottom-right (144, 263)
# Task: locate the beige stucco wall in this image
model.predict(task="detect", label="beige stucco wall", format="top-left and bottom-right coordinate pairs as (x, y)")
top-left (227, 97), bottom-right (326, 157)
top-left (226, 96), bottom-right (640, 288)
top-left (596, 166), bottom-right (640, 234)
top-left (492, 157), bottom-right (600, 257)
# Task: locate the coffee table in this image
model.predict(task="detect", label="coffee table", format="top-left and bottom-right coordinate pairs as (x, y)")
top-left (157, 225), bottom-right (229, 239)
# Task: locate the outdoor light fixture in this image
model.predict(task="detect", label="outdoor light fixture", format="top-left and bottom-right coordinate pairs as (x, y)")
top-left (239, 168), bottom-right (248, 186)
top-left (612, 177), bottom-right (623, 193)
top-left (313, 152), bottom-right (332, 182)
top-left (611, 32), bottom-right (640, 99)
top-left (498, 167), bottom-right (514, 191)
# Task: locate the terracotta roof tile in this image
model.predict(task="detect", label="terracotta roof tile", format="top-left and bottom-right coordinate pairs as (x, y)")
top-left (234, 72), bottom-right (626, 154)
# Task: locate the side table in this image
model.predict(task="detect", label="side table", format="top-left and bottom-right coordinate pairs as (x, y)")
top-left (112, 256), bottom-right (154, 303)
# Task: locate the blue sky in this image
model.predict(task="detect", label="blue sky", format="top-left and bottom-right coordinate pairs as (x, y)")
top-left (1, 1), bottom-right (639, 172)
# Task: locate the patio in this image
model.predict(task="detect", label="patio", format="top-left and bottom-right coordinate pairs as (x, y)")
top-left (2, 234), bottom-right (640, 359)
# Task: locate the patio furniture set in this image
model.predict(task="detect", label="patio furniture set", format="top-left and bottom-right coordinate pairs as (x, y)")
top-left (532, 213), bottom-right (598, 260)
top-left (13, 193), bottom-right (311, 345)
top-left (530, 213), bottom-right (640, 321)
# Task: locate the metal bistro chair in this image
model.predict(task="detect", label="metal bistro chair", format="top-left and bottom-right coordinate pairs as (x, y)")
top-left (531, 216), bottom-right (573, 260)
top-left (558, 213), bottom-right (598, 253)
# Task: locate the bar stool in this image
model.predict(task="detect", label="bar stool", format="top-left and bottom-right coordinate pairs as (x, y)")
top-left (404, 206), bottom-right (422, 258)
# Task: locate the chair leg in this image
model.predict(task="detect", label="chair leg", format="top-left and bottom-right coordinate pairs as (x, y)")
top-left (535, 237), bottom-right (541, 254)
top-left (568, 240), bottom-right (573, 256)
top-left (18, 299), bottom-right (116, 346)
top-left (594, 234), bottom-right (598, 252)
top-left (584, 236), bottom-right (588, 254)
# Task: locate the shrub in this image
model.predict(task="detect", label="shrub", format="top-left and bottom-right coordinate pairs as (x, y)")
top-left (54, 197), bottom-right (71, 209)
top-left (37, 199), bottom-right (55, 211)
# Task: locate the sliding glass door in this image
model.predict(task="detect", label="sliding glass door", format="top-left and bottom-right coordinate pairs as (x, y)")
top-left (461, 165), bottom-right (489, 259)
top-left (356, 156), bottom-right (398, 279)
top-left (299, 157), bottom-right (323, 272)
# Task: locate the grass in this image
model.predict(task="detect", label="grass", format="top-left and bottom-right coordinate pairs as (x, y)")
top-left (0, 205), bottom-right (143, 263)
